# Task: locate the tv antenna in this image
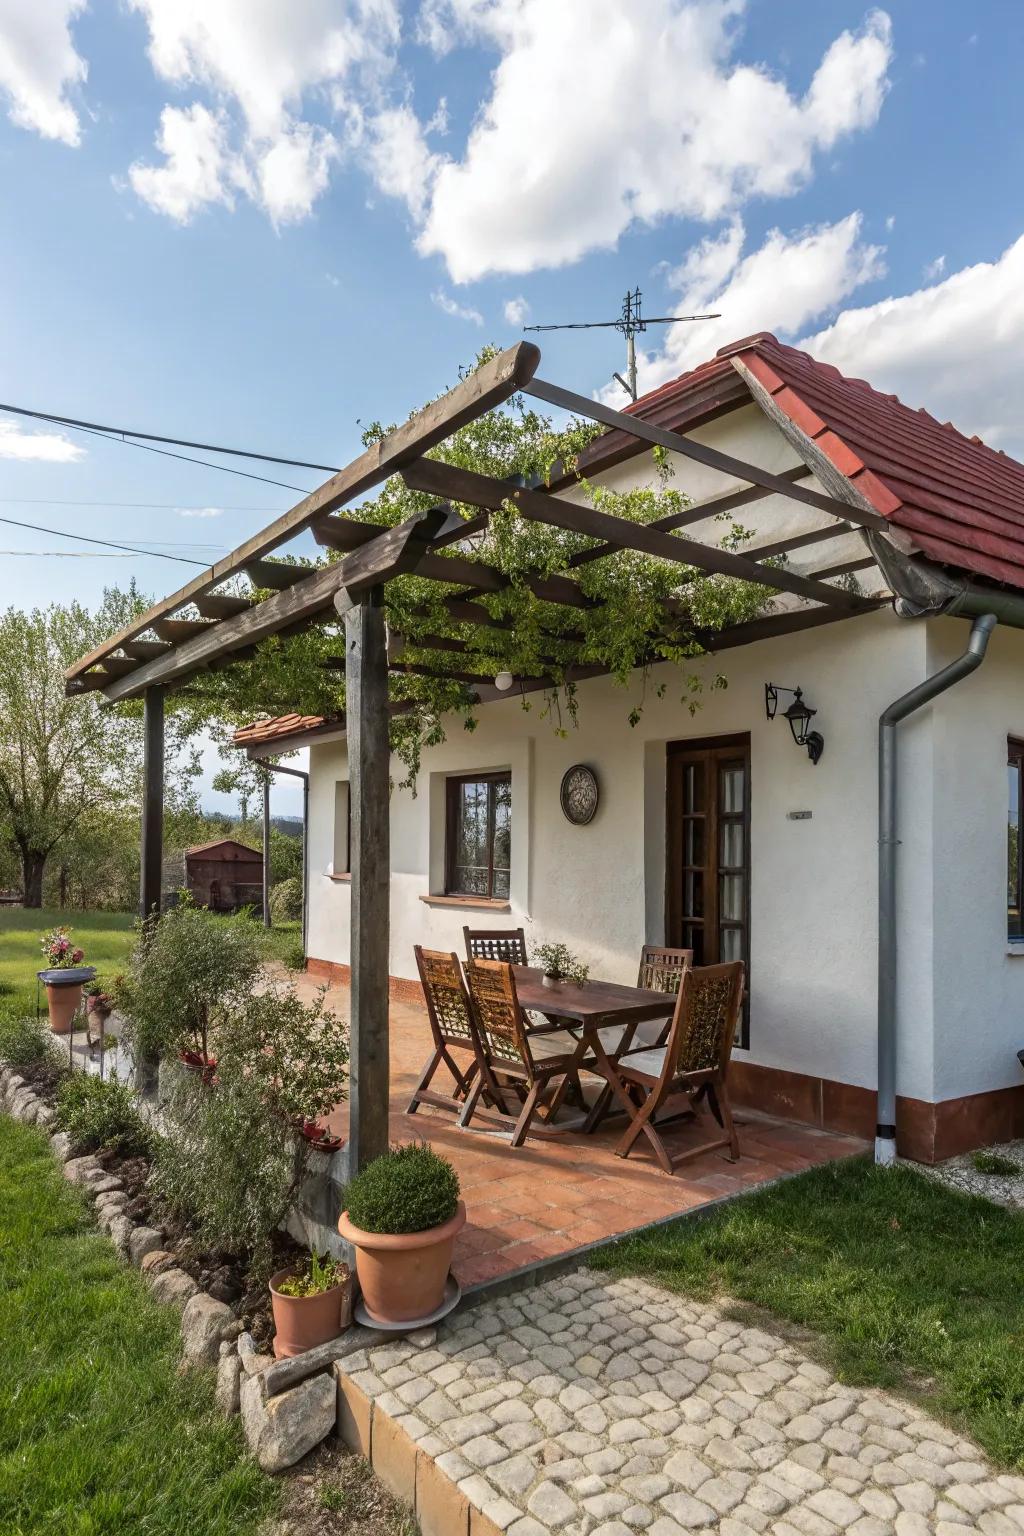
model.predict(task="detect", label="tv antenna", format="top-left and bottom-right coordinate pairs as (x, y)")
top-left (524, 287), bottom-right (720, 402)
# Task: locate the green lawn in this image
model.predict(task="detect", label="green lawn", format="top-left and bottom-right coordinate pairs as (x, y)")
top-left (0, 908), bottom-right (135, 1018)
top-left (0, 1115), bottom-right (279, 1536)
top-left (592, 1155), bottom-right (1024, 1468)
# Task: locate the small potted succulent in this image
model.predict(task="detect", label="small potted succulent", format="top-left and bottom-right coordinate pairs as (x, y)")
top-left (338, 1144), bottom-right (464, 1325)
top-left (37, 927), bottom-right (95, 1034)
top-left (533, 941), bottom-right (589, 988)
top-left (269, 1251), bottom-right (353, 1359)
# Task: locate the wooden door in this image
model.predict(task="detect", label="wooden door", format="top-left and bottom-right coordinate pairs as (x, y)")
top-left (666, 735), bottom-right (751, 1037)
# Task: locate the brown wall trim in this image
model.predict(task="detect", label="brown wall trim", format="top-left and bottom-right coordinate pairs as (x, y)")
top-left (730, 1060), bottom-right (1024, 1164)
top-left (306, 955), bottom-right (425, 1007)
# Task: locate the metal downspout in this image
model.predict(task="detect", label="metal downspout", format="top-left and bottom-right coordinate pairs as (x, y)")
top-left (262, 761), bottom-right (311, 959)
top-left (876, 613), bottom-right (998, 1165)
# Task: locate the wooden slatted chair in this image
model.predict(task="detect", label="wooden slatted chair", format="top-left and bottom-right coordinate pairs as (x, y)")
top-left (460, 958), bottom-right (590, 1146)
top-left (637, 944), bottom-right (693, 993)
top-left (409, 946), bottom-right (488, 1117)
top-left (611, 961), bottom-right (744, 1174)
top-left (463, 926), bottom-right (528, 964)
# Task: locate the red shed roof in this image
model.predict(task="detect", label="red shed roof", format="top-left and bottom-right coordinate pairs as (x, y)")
top-left (185, 838), bottom-right (262, 859)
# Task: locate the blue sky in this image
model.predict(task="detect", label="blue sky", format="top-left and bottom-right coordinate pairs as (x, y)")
top-left (1, 0), bottom-right (1022, 809)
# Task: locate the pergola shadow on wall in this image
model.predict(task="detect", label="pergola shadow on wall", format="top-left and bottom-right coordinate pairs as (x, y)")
top-left (67, 340), bottom-right (899, 1175)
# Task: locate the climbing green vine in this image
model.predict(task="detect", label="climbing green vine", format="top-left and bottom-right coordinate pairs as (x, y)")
top-left (188, 348), bottom-right (780, 786)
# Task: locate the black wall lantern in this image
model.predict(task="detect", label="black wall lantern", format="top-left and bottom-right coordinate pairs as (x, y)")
top-left (765, 683), bottom-right (824, 764)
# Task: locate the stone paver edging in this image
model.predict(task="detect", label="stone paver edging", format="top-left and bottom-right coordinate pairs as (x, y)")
top-left (335, 1268), bottom-right (1024, 1536)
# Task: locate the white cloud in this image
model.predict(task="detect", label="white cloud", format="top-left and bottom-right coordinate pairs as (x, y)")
top-left (503, 295), bottom-right (530, 327)
top-left (365, 105), bottom-right (444, 223)
top-left (176, 506), bottom-right (223, 519)
top-left (0, 0), bottom-right (87, 145)
top-left (616, 212), bottom-right (884, 401)
top-left (431, 288), bottom-right (484, 325)
top-left (0, 420), bottom-right (84, 461)
top-left (923, 252), bottom-right (946, 280)
top-left (398, 1), bottom-right (892, 281)
top-left (885, 214), bottom-right (896, 230)
top-left (126, 0), bottom-right (400, 224)
top-left (128, 104), bottom-right (247, 222)
top-left (802, 233), bottom-right (1024, 456)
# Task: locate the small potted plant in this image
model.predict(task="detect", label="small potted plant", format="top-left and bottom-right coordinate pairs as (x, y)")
top-left (299, 1119), bottom-right (346, 1154)
top-left (37, 927), bottom-right (95, 1034)
top-left (533, 941), bottom-right (589, 988)
top-left (269, 1251), bottom-right (353, 1359)
top-left (84, 979), bottom-right (114, 1048)
top-left (338, 1144), bottom-right (464, 1325)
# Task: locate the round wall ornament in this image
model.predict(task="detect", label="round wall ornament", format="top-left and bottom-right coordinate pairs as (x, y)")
top-left (560, 764), bottom-right (599, 825)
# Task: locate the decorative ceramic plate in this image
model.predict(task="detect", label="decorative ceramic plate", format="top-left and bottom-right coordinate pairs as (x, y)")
top-left (354, 1274), bottom-right (463, 1332)
top-left (560, 764), bottom-right (599, 825)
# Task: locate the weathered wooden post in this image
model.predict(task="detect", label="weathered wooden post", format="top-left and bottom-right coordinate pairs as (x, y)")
top-left (262, 768), bottom-right (272, 928)
top-left (343, 589), bottom-right (391, 1170)
top-left (139, 685), bottom-right (164, 920)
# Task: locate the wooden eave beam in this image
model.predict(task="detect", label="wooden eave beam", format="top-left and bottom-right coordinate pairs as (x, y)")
top-left (152, 618), bottom-right (214, 642)
top-left (401, 459), bottom-right (863, 612)
top-left (121, 638), bottom-right (172, 661)
top-left (806, 555), bottom-right (876, 582)
top-left (193, 592), bottom-right (256, 620)
top-left (524, 375), bottom-right (890, 533)
top-left (245, 560), bottom-right (318, 591)
top-left (747, 522), bottom-right (857, 562)
top-left (65, 340), bottom-right (541, 685)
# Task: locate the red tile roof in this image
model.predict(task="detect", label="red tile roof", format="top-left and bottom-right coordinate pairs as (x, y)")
top-left (626, 332), bottom-right (1024, 591)
top-left (185, 838), bottom-right (261, 858)
top-left (233, 713), bottom-right (328, 747)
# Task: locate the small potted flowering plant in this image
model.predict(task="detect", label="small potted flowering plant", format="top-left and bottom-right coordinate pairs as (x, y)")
top-left (269, 1251), bottom-right (353, 1358)
top-left (38, 927), bottom-right (95, 1034)
top-left (84, 978), bottom-right (114, 1047)
top-left (533, 942), bottom-right (589, 988)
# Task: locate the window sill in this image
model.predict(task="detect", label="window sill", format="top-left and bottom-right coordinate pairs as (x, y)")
top-left (327, 873), bottom-right (350, 883)
top-left (1008, 942), bottom-right (1024, 956)
top-left (419, 894), bottom-right (512, 912)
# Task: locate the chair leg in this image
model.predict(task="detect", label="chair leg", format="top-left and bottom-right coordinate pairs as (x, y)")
top-left (616, 1086), bottom-right (675, 1175)
top-left (705, 1078), bottom-right (740, 1161)
top-left (510, 1079), bottom-right (546, 1148)
top-left (457, 1075), bottom-right (485, 1129)
top-left (406, 1049), bottom-right (442, 1114)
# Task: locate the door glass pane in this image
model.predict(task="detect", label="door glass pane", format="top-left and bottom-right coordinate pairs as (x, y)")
top-left (683, 924), bottom-right (704, 964)
top-left (720, 763), bottom-right (745, 815)
top-left (1010, 757), bottom-right (1021, 938)
top-left (720, 873), bottom-right (744, 922)
top-left (684, 871), bottom-right (703, 918)
top-left (720, 926), bottom-right (742, 961)
top-left (720, 820), bottom-right (743, 869)
top-left (683, 763), bottom-right (704, 814)
top-left (683, 819), bottom-right (703, 866)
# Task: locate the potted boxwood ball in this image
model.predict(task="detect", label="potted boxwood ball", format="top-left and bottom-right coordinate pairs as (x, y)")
top-left (338, 1144), bottom-right (464, 1324)
top-left (269, 1251), bottom-right (353, 1359)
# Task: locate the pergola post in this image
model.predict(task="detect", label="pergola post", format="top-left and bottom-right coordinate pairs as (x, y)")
top-left (139, 685), bottom-right (164, 920)
top-left (262, 769), bottom-right (271, 928)
top-left (345, 589), bottom-right (391, 1172)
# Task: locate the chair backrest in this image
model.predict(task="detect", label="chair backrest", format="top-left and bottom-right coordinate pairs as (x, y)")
top-left (414, 946), bottom-right (477, 1048)
top-left (463, 958), bottom-right (530, 1068)
top-left (637, 944), bottom-right (693, 994)
top-left (463, 926), bottom-right (528, 965)
top-left (663, 961), bottom-right (745, 1081)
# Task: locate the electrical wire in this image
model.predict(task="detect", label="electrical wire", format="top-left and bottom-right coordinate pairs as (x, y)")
top-left (36, 416), bottom-right (314, 493)
top-left (0, 499), bottom-right (283, 512)
top-left (0, 513), bottom-right (208, 566)
top-left (0, 399), bottom-right (341, 475)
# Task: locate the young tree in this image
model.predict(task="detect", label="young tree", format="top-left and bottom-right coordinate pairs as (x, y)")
top-left (0, 586), bottom-right (198, 907)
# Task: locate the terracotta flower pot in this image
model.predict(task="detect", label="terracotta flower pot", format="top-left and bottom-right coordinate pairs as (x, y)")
top-left (45, 982), bottom-right (82, 1035)
top-left (269, 1267), bottom-right (354, 1359)
top-left (337, 1201), bottom-right (466, 1325)
top-left (179, 1050), bottom-right (218, 1084)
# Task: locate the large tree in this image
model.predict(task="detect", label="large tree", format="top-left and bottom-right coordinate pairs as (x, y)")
top-left (0, 586), bottom-right (198, 906)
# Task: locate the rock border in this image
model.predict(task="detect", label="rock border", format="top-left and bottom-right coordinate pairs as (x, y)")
top-left (0, 1062), bottom-right (366, 1473)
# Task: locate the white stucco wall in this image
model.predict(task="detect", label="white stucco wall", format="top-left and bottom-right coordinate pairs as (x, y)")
top-left (299, 404), bottom-right (1024, 1109)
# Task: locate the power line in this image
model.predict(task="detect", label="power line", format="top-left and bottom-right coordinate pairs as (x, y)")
top-left (0, 550), bottom-right (140, 558)
top-left (0, 513), bottom-right (208, 566)
top-left (0, 499), bottom-right (284, 512)
top-left (39, 417), bottom-right (314, 493)
top-left (0, 399), bottom-right (341, 475)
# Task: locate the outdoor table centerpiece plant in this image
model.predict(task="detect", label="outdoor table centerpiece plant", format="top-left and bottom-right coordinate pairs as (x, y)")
top-left (268, 1251), bottom-right (353, 1359)
top-left (338, 1144), bottom-right (464, 1325)
top-left (37, 926), bottom-right (95, 1034)
top-left (533, 942), bottom-right (589, 988)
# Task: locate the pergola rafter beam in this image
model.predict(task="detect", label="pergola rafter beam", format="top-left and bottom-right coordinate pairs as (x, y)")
top-left (524, 375), bottom-right (890, 533)
top-left (401, 458), bottom-right (863, 611)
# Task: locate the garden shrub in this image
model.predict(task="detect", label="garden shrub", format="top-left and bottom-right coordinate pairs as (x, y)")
top-left (345, 1144), bottom-right (460, 1235)
top-left (117, 897), bottom-right (267, 1063)
top-left (152, 1070), bottom-right (303, 1275)
top-left (0, 1012), bottom-right (67, 1085)
top-left (269, 878), bottom-right (302, 923)
top-left (55, 1073), bottom-right (152, 1157)
top-left (216, 979), bottom-right (349, 1127)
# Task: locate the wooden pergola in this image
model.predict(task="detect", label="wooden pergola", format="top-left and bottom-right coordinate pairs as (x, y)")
top-left (66, 341), bottom-right (888, 1172)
